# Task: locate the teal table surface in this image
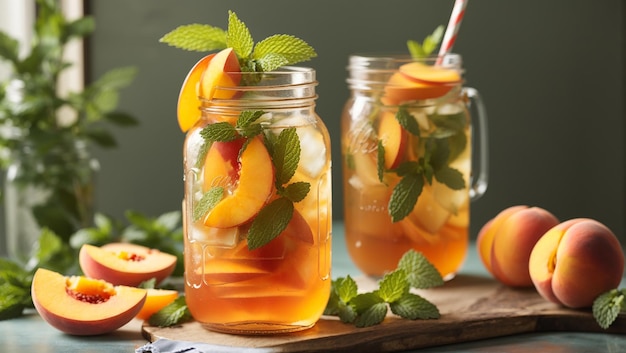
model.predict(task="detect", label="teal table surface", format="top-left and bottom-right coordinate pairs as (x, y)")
top-left (1, 221), bottom-right (625, 353)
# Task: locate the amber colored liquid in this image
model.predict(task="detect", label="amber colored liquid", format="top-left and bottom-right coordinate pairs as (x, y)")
top-left (342, 104), bottom-right (471, 279)
top-left (183, 121), bottom-right (332, 334)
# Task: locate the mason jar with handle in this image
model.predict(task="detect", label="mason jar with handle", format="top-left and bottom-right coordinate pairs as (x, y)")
top-left (341, 53), bottom-right (488, 279)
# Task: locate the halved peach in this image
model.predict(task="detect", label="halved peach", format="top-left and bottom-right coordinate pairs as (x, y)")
top-left (203, 137), bottom-right (274, 228)
top-left (177, 54), bottom-right (215, 132)
top-left (398, 62), bottom-right (461, 86)
top-left (31, 268), bottom-right (146, 336)
top-left (79, 243), bottom-right (177, 287)
top-left (378, 111), bottom-right (407, 169)
top-left (135, 288), bottom-right (179, 320)
top-left (200, 47), bottom-right (241, 100)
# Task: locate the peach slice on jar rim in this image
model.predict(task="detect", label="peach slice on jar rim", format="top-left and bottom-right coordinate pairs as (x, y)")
top-left (177, 53), bottom-right (215, 132)
top-left (31, 268), bottom-right (146, 336)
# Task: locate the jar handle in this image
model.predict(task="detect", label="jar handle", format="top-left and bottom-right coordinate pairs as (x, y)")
top-left (464, 87), bottom-right (488, 201)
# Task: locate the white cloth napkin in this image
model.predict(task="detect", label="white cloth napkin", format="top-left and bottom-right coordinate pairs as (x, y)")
top-left (136, 338), bottom-right (275, 353)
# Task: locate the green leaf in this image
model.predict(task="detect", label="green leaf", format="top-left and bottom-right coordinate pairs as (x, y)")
top-left (253, 34), bottom-right (317, 66)
top-left (378, 269), bottom-right (409, 303)
top-left (397, 250), bottom-right (444, 289)
top-left (0, 31), bottom-right (20, 64)
top-left (193, 187), bottom-right (224, 222)
top-left (92, 66), bottom-right (138, 91)
top-left (254, 53), bottom-right (290, 73)
top-left (148, 296), bottom-right (192, 327)
top-left (63, 16), bottom-right (95, 40)
top-left (593, 289), bottom-right (625, 329)
top-left (396, 106), bottom-right (421, 136)
top-left (0, 283), bottom-right (28, 320)
top-left (351, 292), bottom-right (384, 314)
top-left (354, 302), bottom-right (388, 327)
top-left (377, 140), bottom-right (385, 181)
top-left (247, 197), bottom-right (293, 250)
top-left (159, 24), bottom-right (227, 52)
top-left (434, 166), bottom-right (465, 191)
top-left (271, 127), bottom-right (301, 186)
top-left (104, 111), bottom-right (139, 126)
top-left (138, 278), bottom-right (157, 289)
top-left (200, 121), bottom-right (238, 142)
top-left (390, 293), bottom-right (440, 320)
top-left (84, 127), bottom-right (117, 148)
top-left (226, 11), bottom-right (254, 59)
top-left (336, 276), bottom-right (358, 303)
top-left (236, 110), bottom-right (265, 129)
top-left (422, 25), bottom-right (445, 56)
top-left (281, 181), bottom-right (310, 203)
top-left (388, 172), bottom-right (424, 222)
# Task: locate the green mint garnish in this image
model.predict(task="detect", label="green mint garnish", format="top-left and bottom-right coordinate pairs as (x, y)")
top-left (407, 25), bottom-right (444, 59)
top-left (148, 295), bottom-right (192, 327)
top-left (382, 106), bottom-right (467, 222)
top-left (593, 288), bottom-right (626, 329)
top-left (160, 11), bottom-right (316, 73)
top-left (324, 250), bottom-right (442, 327)
top-left (196, 110), bottom-right (310, 250)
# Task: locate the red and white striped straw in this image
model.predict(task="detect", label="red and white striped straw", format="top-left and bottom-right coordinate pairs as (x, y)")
top-left (437, 0), bottom-right (469, 63)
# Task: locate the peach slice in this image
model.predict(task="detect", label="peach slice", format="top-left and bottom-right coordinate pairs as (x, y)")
top-left (398, 62), bottom-right (461, 86)
top-left (31, 268), bottom-right (146, 336)
top-left (135, 288), bottom-right (179, 320)
top-left (79, 243), bottom-right (177, 287)
top-left (202, 138), bottom-right (245, 191)
top-left (382, 72), bottom-right (456, 105)
top-left (529, 218), bottom-right (625, 308)
top-left (177, 54), bottom-right (215, 132)
top-left (203, 137), bottom-right (274, 228)
top-left (378, 111), bottom-right (407, 169)
top-left (200, 47), bottom-right (241, 100)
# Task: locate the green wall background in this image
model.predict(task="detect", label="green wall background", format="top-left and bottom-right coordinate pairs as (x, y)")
top-left (53, 1), bottom-right (626, 242)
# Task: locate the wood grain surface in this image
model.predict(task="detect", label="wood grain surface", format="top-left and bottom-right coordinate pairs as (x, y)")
top-left (142, 275), bottom-right (626, 352)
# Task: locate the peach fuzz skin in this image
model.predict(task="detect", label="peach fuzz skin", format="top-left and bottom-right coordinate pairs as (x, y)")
top-left (477, 205), bottom-right (559, 287)
top-left (529, 218), bottom-right (625, 308)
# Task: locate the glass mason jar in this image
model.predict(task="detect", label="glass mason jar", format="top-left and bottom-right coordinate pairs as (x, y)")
top-left (341, 53), bottom-right (488, 279)
top-left (183, 67), bottom-right (332, 334)
top-left (4, 139), bottom-right (99, 263)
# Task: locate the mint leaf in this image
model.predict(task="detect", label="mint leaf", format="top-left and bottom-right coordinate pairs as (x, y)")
top-left (390, 292), bottom-right (440, 320)
top-left (434, 166), bottom-right (465, 191)
top-left (593, 289), bottom-right (625, 329)
top-left (254, 53), bottom-right (290, 73)
top-left (354, 302), bottom-right (388, 327)
top-left (192, 187), bottom-right (224, 222)
top-left (159, 24), bottom-right (227, 52)
top-left (388, 172), bottom-right (424, 222)
top-left (138, 278), bottom-right (157, 289)
top-left (0, 283), bottom-right (28, 320)
top-left (351, 292), bottom-right (384, 314)
top-left (377, 140), bottom-right (385, 181)
top-left (336, 276), bottom-right (358, 303)
top-left (271, 127), bottom-right (300, 186)
top-left (226, 11), bottom-right (254, 59)
top-left (253, 34), bottom-right (317, 68)
top-left (247, 197), bottom-right (293, 250)
top-left (148, 296), bottom-right (192, 327)
top-left (281, 181), bottom-right (310, 203)
top-left (407, 25), bottom-right (444, 60)
top-left (200, 121), bottom-right (238, 142)
top-left (396, 106), bottom-right (421, 136)
top-left (378, 269), bottom-right (409, 302)
top-left (236, 110), bottom-right (265, 129)
top-left (397, 250), bottom-right (444, 289)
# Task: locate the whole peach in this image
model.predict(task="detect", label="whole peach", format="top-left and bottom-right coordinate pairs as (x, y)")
top-left (529, 218), bottom-right (625, 308)
top-left (477, 205), bottom-right (559, 287)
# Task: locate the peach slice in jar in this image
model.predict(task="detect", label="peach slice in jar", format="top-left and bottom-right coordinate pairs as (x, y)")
top-left (398, 62), bottom-right (461, 86)
top-left (177, 54), bottom-right (215, 132)
top-left (378, 111), bottom-right (408, 169)
top-left (203, 137), bottom-right (274, 228)
top-left (200, 47), bottom-right (242, 100)
top-left (382, 63), bottom-right (461, 105)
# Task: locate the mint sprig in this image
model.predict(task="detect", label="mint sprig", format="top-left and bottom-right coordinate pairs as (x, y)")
top-left (160, 11), bottom-right (316, 73)
top-left (196, 110), bottom-right (310, 250)
top-left (593, 288), bottom-right (626, 329)
top-left (407, 25), bottom-right (444, 60)
top-left (324, 250), bottom-right (443, 327)
top-left (381, 106), bottom-right (467, 222)
top-left (148, 296), bottom-right (192, 327)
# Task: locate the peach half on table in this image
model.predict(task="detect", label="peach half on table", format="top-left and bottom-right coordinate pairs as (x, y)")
top-left (529, 218), bottom-right (625, 308)
top-left (382, 62), bottom-right (461, 105)
top-left (477, 205), bottom-right (560, 287)
top-left (202, 136), bottom-right (275, 229)
top-left (31, 268), bottom-right (146, 335)
top-left (79, 243), bottom-right (177, 287)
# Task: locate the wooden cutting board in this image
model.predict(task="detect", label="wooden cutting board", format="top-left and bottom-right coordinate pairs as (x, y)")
top-left (142, 274), bottom-right (626, 352)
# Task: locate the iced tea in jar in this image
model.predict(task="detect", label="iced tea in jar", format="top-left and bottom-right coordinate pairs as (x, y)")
top-left (341, 53), bottom-right (487, 279)
top-left (183, 65), bottom-right (332, 334)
